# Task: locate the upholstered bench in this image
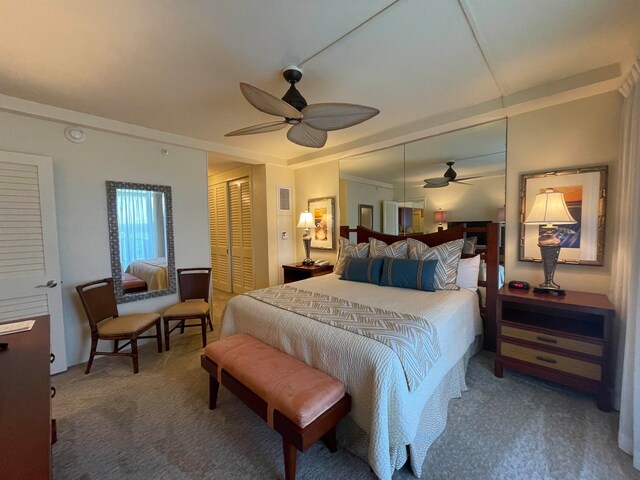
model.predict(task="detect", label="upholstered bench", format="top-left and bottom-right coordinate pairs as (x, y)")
top-left (201, 333), bottom-right (351, 480)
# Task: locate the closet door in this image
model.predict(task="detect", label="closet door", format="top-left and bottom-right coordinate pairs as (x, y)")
top-left (229, 177), bottom-right (254, 293)
top-left (208, 182), bottom-right (231, 292)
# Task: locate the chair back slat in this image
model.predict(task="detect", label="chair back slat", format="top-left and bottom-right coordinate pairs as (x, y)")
top-left (178, 268), bottom-right (212, 302)
top-left (76, 278), bottom-right (119, 333)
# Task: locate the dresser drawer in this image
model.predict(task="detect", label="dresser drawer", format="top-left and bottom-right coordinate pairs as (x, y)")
top-left (500, 324), bottom-right (602, 357)
top-left (500, 341), bottom-right (601, 381)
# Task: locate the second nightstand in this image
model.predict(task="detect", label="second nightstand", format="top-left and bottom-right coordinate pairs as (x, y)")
top-left (494, 286), bottom-right (614, 411)
top-left (282, 263), bottom-right (334, 284)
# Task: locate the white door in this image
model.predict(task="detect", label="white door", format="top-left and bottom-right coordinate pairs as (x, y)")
top-left (229, 177), bottom-right (254, 293)
top-left (209, 181), bottom-right (231, 292)
top-left (0, 151), bottom-right (67, 374)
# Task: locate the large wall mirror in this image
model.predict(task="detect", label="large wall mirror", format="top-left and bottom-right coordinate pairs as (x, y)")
top-left (106, 181), bottom-right (176, 303)
top-left (339, 119), bottom-right (507, 248)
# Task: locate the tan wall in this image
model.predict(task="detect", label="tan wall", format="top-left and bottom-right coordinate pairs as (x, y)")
top-left (294, 160), bottom-right (340, 265)
top-left (505, 91), bottom-right (622, 293)
top-left (265, 164), bottom-right (295, 285)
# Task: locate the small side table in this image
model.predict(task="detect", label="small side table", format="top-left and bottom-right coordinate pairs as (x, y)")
top-left (494, 286), bottom-right (615, 411)
top-left (283, 263), bottom-right (334, 284)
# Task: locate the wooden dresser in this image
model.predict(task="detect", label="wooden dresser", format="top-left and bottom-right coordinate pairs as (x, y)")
top-left (282, 263), bottom-right (334, 284)
top-left (494, 287), bottom-right (614, 411)
top-left (0, 315), bottom-right (52, 479)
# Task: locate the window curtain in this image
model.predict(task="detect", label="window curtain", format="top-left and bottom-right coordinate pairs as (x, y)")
top-left (117, 189), bottom-right (165, 270)
top-left (613, 57), bottom-right (640, 468)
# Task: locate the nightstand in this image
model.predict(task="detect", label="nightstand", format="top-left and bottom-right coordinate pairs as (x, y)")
top-left (282, 263), bottom-right (334, 284)
top-left (494, 286), bottom-right (614, 411)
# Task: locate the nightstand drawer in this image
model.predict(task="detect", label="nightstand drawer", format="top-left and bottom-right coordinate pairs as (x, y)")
top-left (501, 342), bottom-right (601, 381)
top-left (501, 325), bottom-right (602, 357)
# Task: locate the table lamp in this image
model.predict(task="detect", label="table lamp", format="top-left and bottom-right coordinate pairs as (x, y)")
top-left (433, 209), bottom-right (447, 232)
top-left (524, 188), bottom-right (577, 290)
top-left (297, 211), bottom-right (315, 265)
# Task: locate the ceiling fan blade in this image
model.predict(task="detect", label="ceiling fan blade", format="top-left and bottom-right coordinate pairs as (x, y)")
top-left (454, 175), bottom-right (484, 181)
top-left (225, 121), bottom-right (287, 137)
top-left (302, 103), bottom-right (379, 131)
top-left (423, 182), bottom-right (449, 189)
top-left (450, 180), bottom-right (474, 185)
top-left (423, 177), bottom-right (450, 185)
top-left (239, 83), bottom-right (302, 119)
top-left (287, 123), bottom-right (327, 148)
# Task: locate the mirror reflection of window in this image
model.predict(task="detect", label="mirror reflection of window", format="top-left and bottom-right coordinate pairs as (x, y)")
top-left (116, 188), bottom-right (168, 292)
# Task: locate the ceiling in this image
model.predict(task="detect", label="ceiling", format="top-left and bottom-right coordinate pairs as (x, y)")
top-left (1, 1), bottom-right (639, 164)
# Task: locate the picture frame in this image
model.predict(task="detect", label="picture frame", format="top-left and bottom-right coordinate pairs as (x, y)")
top-left (358, 204), bottom-right (374, 230)
top-left (308, 196), bottom-right (336, 250)
top-left (519, 165), bottom-right (607, 266)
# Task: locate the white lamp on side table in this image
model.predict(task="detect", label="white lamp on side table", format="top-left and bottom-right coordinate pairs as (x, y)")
top-left (297, 211), bottom-right (315, 265)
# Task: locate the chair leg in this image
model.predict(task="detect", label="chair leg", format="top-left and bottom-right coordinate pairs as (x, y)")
top-left (131, 338), bottom-right (139, 374)
top-left (209, 375), bottom-right (220, 410)
top-left (85, 337), bottom-right (98, 374)
top-left (283, 439), bottom-right (298, 480)
top-left (207, 313), bottom-right (213, 332)
top-left (201, 316), bottom-right (207, 348)
top-left (164, 318), bottom-right (171, 351)
top-left (180, 320), bottom-right (185, 334)
top-left (155, 320), bottom-right (163, 353)
top-left (113, 339), bottom-right (119, 353)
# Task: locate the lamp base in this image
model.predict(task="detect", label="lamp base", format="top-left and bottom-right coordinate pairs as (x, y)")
top-left (539, 243), bottom-right (561, 290)
top-left (301, 259), bottom-right (315, 266)
top-left (302, 234), bottom-right (313, 266)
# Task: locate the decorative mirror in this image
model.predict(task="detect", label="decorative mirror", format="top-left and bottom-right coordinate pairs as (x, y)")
top-left (519, 166), bottom-right (607, 266)
top-left (106, 181), bottom-right (176, 303)
top-left (358, 204), bottom-right (374, 230)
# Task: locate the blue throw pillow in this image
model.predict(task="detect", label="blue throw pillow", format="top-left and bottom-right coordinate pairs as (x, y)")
top-left (340, 257), bottom-right (384, 284)
top-left (379, 258), bottom-right (438, 291)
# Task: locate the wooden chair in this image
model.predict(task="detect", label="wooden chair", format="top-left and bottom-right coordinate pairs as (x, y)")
top-left (162, 268), bottom-right (213, 350)
top-left (76, 278), bottom-right (162, 374)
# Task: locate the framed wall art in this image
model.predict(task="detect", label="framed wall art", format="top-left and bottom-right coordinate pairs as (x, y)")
top-left (519, 165), bottom-right (607, 266)
top-left (308, 196), bottom-right (336, 250)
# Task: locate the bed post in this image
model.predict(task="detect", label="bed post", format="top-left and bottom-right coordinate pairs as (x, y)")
top-left (483, 223), bottom-right (499, 352)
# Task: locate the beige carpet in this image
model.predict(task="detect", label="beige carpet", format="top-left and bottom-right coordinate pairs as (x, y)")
top-left (52, 291), bottom-right (639, 479)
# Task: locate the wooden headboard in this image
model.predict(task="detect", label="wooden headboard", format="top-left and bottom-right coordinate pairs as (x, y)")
top-left (339, 224), bottom-right (500, 352)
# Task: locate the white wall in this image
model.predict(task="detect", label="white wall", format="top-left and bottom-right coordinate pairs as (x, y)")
top-left (415, 175), bottom-right (506, 232)
top-left (0, 111), bottom-right (210, 367)
top-left (342, 178), bottom-right (394, 232)
top-left (265, 164), bottom-right (295, 285)
top-left (505, 91), bottom-right (622, 293)
top-left (294, 160), bottom-right (340, 265)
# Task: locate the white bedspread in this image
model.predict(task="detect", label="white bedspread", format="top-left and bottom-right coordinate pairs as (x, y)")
top-left (221, 274), bottom-right (481, 479)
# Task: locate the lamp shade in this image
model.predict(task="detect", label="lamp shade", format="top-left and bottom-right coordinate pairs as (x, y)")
top-left (524, 188), bottom-right (577, 225)
top-left (433, 209), bottom-right (447, 223)
top-left (297, 211), bottom-right (315, 229)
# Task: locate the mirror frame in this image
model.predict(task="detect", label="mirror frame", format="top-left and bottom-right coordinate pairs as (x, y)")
top-left (106, 180), bottom-right (176, 303)
top-left (519, 165), bottom-right (607, 266)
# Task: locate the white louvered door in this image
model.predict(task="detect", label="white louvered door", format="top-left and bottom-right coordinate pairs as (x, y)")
top-left (209, 181), bottom-right (231, 292)
top-left (229, 177), bottom-right (254, 293)
top-left (0, 151), bottom-right (67, 374)
top-left (383, 200), bottom-right (399, 235)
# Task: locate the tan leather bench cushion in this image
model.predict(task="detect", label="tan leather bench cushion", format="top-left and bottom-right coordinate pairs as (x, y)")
top-left (204, 333), bottom-right (345, 428)
top-left (98, 313), bottom-right (160, 335)
top-left (163, 300), bottom-right (209, 318)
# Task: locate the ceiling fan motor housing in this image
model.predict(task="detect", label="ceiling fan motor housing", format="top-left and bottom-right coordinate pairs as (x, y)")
top-left (281, 66), bottom-right (307, 112)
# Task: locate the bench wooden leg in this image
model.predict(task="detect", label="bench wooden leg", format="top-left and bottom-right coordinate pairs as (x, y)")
top-left (323, 426), bottom-right (337, 453)
top-left (209, 375), bottom-right (219, 410)
top-left (283, 439), bottom-right (297, 480)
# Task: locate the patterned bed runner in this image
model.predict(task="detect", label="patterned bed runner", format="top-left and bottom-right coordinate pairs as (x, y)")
top-left (246, 285), bottom-right (441, 392)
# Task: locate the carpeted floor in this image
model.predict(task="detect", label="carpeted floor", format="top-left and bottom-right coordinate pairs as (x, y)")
top-left (52, 291), bottom-right (639, 480)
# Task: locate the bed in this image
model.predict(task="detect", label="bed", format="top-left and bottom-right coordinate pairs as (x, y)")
top-left (221, 224), bottom-right (499, 479)
top-left (124, 257), bottom-right (168, 291)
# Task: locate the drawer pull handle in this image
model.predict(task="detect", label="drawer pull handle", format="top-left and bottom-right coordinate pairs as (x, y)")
top-left (536, 336), bottom-right (558, 344)
top-left (536, 355), bottom-right (557, 364)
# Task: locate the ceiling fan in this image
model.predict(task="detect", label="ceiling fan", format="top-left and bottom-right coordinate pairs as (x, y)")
top-left (225, 66), bottom-right (380, 148)
top-left (423, 161), bottom-right (483, 188)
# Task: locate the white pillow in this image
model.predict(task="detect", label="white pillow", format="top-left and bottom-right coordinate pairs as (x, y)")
top-left (368, 237), bottom-right (408, 259)
top-left (456, 255), bottom-right (481, 291)
top-left (334, 237), bottom-right (369, 275)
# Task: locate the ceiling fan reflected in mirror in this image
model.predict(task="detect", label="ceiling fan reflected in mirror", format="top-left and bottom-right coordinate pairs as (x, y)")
top-left (423, 161), bottom-right (483, 188)
top-left (225, 66), bottom-right (380, 148)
